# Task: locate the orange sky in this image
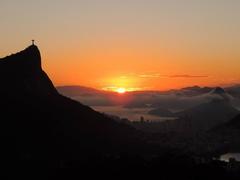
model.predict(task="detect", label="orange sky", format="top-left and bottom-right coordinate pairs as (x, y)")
top-left (1, 0), bottom-right (240, 91)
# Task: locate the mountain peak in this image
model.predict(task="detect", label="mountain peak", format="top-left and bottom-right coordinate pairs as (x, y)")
top-left (0, 45), bottom-right (42, 73)
top-left (0, 45), bottom-right (57, 95)
top-left (211, 87), bottom-right (226, 95)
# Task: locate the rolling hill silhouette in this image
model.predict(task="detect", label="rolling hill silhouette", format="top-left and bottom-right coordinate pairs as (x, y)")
top-left (210, 114), bottom-right (240, 152)
top-left (176, 100), bottom-right (239, 131)
top-left (0, 45), bottom-right (143, 171)
top-left (57, 85), bottom-right (109, 96)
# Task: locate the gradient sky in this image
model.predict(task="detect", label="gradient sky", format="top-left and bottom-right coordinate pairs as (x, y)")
top-left (1, 0), bottom-right (240, 91)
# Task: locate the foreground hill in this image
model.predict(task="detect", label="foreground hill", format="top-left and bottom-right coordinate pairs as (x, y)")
top-left (210, 114), bottom-right (240, 152)
top-left (0, 45), bottom-right (143, 171)
top-left (225, 85), bottom-right (240, 97)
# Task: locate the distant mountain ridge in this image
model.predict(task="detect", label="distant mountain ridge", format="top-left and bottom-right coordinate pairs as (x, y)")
top-left (57, 85), bottom-right (111, 96)
top-left (210, 87), bottom-right (226, 95)
top-left (58, 85), bottom-right (240, 112)
top-left (57, 85), bottom-right (240, 98)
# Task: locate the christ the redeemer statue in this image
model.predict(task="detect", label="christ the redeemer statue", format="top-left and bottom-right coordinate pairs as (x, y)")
top-left (32, 40), bottom-right (35, 45)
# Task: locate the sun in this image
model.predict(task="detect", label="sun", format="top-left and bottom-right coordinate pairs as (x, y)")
top-left (116, 87), bottom-right (126, 94)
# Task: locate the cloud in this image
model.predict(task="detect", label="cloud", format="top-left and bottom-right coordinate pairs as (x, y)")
top-left (139, 73), bottom-right (208, 79)
top-left (139, 73), bottom-right (162, 78)
top-left (169, 75), bottom-right (208, 78)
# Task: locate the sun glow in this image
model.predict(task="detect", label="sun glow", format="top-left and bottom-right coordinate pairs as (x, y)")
top-left (101, 76), bottom-right (141, 93)
top-left (116, 87), bottom-right (126, 94)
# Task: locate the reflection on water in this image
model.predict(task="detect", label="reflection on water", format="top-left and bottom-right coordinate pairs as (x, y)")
top-left (91, 105), bottom-right (176, 122)
top-left (220, 153), bottom-right (240, 162)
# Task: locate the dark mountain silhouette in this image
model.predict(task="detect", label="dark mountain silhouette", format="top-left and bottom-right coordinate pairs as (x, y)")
top-left (209, 87), bottom-right (232, 102)
top-left (209, 114), bottom-right (240, 154)
top-left (57, 85), bottom-right (132, 106)
top-left (225, 114), bottom-right (240, 129)
top-left (0, 45), bottom-right (144, 173)
top-left (210, 87), bottom-right (226, 95)
top-left (175, 100), bottom-right (239, 131)
top-left (57, 85), bottom-right (110, 97)
top-left (0, 45), bottom-right (57, 95)
top-left (172, 86), bottom-right (213, 96)
top-left (148, 108), bottom-right (175, 117)
top-left (58, 85), bottom-right (239, 112)
top-left (225, 85), bottom-right (240, 98)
